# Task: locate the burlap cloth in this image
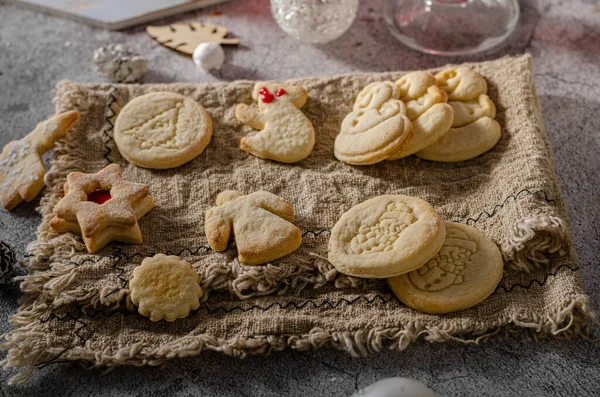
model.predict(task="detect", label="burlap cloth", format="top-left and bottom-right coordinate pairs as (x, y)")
top-left (1, 54), bottom-right (596, 383)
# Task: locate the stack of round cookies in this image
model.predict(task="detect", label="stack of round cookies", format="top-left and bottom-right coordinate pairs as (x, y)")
top-left (334, 66), bottom-right (502, 165)
top-left (327, 195), bottom-right (503, 314)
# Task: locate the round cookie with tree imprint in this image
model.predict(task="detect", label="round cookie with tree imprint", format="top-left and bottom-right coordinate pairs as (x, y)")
top-left (114, 92), bottom-right (213, 169)
top-left (388, 222), bottom-right (503, 314)
top-left (328, 195), bottom-right (446, 278)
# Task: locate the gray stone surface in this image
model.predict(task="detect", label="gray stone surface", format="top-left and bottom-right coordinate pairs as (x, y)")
top-left (1, 0), bottom-right (599, 395)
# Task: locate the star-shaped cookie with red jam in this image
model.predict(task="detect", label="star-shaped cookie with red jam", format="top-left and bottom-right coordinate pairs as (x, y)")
top-left (49, 164), bottom-right (154, 253)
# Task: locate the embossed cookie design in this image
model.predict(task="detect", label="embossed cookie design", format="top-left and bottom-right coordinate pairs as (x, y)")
top-left (205, 190), bottom-right (302, 265)
top-left (235, 82), bottom-right (315, 163)
top-left (387, 71), bottom-right (454, 160)
top-left (416, 67), bottom-right (501, 162)
top-left (114, 92), bottom-right (213, 169)
top-left (334, 81), bottom-right (413, 165)
top-left (49, 164), bottom-right (154, 253)
top-left (130, 254), bottom-right (203, 322)
top-left (0, 110), bottom-right (79, 210)
top-left (388, 222), bottom-right (503, 314)
top-left (328, 195), bottom-right (445, 278)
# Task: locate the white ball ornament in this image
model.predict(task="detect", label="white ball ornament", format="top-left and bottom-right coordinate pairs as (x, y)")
top-left (193, 42), bottom-right (225, 71)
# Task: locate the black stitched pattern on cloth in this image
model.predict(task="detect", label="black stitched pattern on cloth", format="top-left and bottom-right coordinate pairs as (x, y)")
top-left (494, 263), bottom-right (580, 294)
top-left (31, 260), bottom-right (584, 370)
top-left (460, 189), bottom-right (555, 225)
top-left (61, 187), bottom-right (558, 298)
top-left (102, 90), bottom-right (118, 164)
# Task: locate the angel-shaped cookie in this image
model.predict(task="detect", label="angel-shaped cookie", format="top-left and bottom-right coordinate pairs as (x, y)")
top-left (205, 190), bottom-right (302, 265)
top-left (334, 81), bottom-right (412, 165)
top-left (416, 66), bottom-right (501, 162)
top-left (0, 110), bottom-right (79, 210)
top-left (235, 82), bottom-right (315, 163)
top-left (386, 71), bottom-right (454, 160)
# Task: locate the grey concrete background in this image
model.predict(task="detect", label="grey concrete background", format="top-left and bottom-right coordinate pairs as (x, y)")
top-left (1, 0), bottom-right (599, 395)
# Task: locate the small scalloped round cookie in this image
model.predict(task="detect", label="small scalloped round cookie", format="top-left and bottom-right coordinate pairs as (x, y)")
top-left (415, 116), bottom-right (501, 162)
top-left (129, 254), bottom-right (203, 322)
top-left (114, 92), bottom-right (213, 169)
top-left (388, 222), bottom-right (503, 314)
top-left (328, 195), bottom-right (445, 278)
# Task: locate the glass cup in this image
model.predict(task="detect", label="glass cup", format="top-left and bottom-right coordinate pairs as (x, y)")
top-left (383, 0), bottom-right (520, 56)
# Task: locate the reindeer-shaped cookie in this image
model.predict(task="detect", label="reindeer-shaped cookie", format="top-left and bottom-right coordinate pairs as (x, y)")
top-left (0, 110), bottom-right (79, 210)
top-left (235, 82), bottom-right (315, 163)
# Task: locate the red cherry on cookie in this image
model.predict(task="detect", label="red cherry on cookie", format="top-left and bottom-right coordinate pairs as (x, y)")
top-left (275, 88), bottom-right (286, 97)
top-left (259, 87), bottom-right (275, 103)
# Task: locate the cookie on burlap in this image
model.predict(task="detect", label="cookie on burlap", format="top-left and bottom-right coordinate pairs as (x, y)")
top-left (0, 110), bottom-right (79, 210)
top-left (235, 82), bottom-right (315, 163)
top-left (130, 254), bottom-right (203, 322)
top-left (334, 81), bottom-right (413, 165)
top-left (416, 66), bottom-right (501, 162)
top-left (49, 164), bottom-right (154, 253)
top-left (328, 195), bottom-right (446, 278)
top-left (205, 190), bottom-right (302, 265)
top-left (114, 92), bottom-right (213, 169)
top-left (387, 71), bottom-right (454, 160)
top-left (434, 66), bottom-right (488, 101)
top-left (388, 222), bottom-right (503, 314)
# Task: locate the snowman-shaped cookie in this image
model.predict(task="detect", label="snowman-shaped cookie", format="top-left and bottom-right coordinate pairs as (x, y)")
top-left (334, 81), bottom-right (412, 165)
top-left (235, 82), bottom-right (315, 163)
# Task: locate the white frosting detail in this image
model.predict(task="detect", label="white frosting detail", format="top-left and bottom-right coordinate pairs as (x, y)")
top-left (192, 42), bottom-right (225, 71)
top-left (93, 43), bottom-right (148, 83)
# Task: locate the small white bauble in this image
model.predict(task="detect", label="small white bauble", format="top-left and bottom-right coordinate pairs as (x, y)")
top-left (352, 377), bottom-right (436, 397)
top-left (193, 42), bottom-right (225, 71)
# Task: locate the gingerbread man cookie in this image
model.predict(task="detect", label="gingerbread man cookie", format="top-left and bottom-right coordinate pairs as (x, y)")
top-left (386, 71), bottom-right (454, 160)
top-left (235, 82), bottom-right (315, 163)
top-left (416, 67), bottom-right (501, 162)
top-left (334, 81), bottom-right (413, 165)
top-left (49, 164), bottom-right (154, 253)
top-left (0, 110), bottom-right (80, 210)
top-left (205, 190), bottom-right (302, 265)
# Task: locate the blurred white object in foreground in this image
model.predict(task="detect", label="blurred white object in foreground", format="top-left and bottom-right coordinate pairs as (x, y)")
top-left (351, 377), bottom-right (436, 397)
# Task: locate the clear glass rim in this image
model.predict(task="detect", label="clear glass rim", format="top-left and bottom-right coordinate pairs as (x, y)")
top-left (382, 0), bottom-right (521, 57)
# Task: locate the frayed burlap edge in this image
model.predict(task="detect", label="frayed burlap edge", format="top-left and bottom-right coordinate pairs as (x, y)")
top-left (1, 294), bottom-right (597, 385)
